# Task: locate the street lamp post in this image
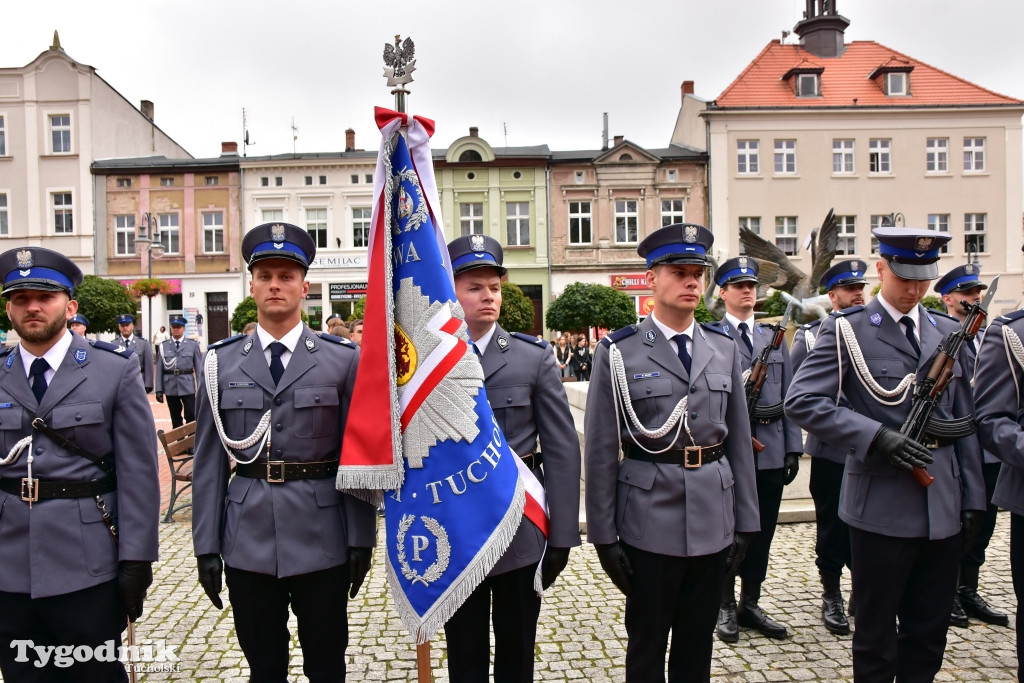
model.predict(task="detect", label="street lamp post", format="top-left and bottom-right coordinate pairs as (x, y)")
top-left (137, 213), bottom-right (166, 343)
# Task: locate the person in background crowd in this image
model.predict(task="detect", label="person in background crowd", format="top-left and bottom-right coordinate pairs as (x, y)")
top-left (152, 324), bottom-right (170, 346)
top-left (348, 319), bottom-right (363, 347)
top-left (116, 313), bottom-right (154, 393)
top-left (241, 321), bottom-right (257, 335)
top-left (554, 334), bottom-right (573, 378)
top-left (571, 334), bottom-right (592, 381)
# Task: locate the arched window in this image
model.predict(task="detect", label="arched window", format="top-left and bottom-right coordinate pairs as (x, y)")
top-left (619, 154), bottom-right (633, 162)
top-left (459, 149), bottom-right (482, 162)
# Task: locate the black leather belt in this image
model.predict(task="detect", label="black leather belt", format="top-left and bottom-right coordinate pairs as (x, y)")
top-left (236, 460), bottom-right (339, 483)
top-left (520, 452), bottom-right (543, 469)
top-left (0, 476), bottom-right (116, 502)
top-left (163, 370), bottom-right (193, 376)
top-left (624, 443), bottom-right (725, 468)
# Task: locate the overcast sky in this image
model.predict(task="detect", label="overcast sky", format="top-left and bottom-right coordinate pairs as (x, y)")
top-left (6, 0), bottom-right (1023, 158)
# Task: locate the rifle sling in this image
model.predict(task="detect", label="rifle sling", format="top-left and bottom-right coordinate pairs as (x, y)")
top-left (31, 417), bottom-right (115, 474)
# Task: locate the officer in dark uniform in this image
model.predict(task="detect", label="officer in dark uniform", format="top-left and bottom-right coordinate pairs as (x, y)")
top-left (155, 315), bottom-right (204, 429)
top-left (586, 224), bottom-right (759, 682)
top-left (786, 228), bottom-right (985, 682)
top-left (68, 312), bottom-right (88, 337)
top-left (0, 246), bottom-right (159, 681)
top-left (443, 234), bottom-right (581, 683)
top-left (707, 257), bottom-right (802, 643)
top-left (116, 314), bottom-right (153, 393)
top-left (935, 263), bottom-right (1008, 628)
top-left (974, 289), bottom-right (1024, 680)
top-left (790, 259), bottom-right (868, 635)
top-left (192, 222), bottom-right (376, 682)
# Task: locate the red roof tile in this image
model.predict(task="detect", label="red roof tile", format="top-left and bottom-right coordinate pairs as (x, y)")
top-left (714, 41), bottom-right (1022, 108)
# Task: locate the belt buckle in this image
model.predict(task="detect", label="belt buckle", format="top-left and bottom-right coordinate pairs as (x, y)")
top-left (267, 461), bottom-right (286, 483)
top-left (684, 446), bottom-right (702, 469)
top-left (922, 437), bottom-right (939, 450)
top-left (20, 477), bottom-right (39, 503)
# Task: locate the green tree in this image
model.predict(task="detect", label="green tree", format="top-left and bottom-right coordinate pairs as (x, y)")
top-left (497, 282), bottom-right (534, 333)
top-left (230, 297), bottom-right (309, 333)
top-left (73, 275), bottom-right (137, 334)
top-left (694, 294), bottom-right (716, 324)
top-left (920, 294), bottom-right (945, 313)
top-left (350, 296), bottom-right (366, 321)
top-left (758, 290), bottom-right (789, 317)
top-left (545, 283), bottom-right (637, 338)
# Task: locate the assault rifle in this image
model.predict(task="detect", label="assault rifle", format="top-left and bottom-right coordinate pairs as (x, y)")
top-left (745, 300), bottom-right (793, 453)
top-left (901, 275), bottom-right (998, 487)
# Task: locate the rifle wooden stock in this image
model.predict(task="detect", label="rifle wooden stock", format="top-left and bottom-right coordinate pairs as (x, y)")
top-left (752, 436), bottom-right (766, 453)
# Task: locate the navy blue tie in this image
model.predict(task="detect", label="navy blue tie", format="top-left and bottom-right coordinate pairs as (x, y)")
top-left (268, 342), bottom-right (286, 385)
top-left (901, 316), bottom-right (920, 356)
top-left (175, 340), bottom-right (180, 350)
top-left (737, 322), bottom-right (754, 354)
top-left (30, 358), bottom-right (48, 404)
top-left (674, 334), bottom-right (692, 374)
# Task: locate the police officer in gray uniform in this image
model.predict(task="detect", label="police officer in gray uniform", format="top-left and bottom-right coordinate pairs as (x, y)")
top-left (786, 228), bottom-right (985, 682)
top-left (443, 234), bottom-right (581, 683)
top-left (0, 246), bottom-right (159, 682)
top-left (790, 259), bottom-right (868, 635)
top-left (68, 312), bottom-right (88, 337)
top-left (155, 315), bottom-right (203, 429)
top-left (934, 263), bottom-right (1009, 628)
top-left (116, 313), bottom-right (154, 393)
top-left (586, 223), bottom-right (759, 682)
top-left (707, 257), bottom-right (802, 643)
top-left (973, 291), bottom-right (1024, 680)
top-left (192, 223), bottom-right (376, 682)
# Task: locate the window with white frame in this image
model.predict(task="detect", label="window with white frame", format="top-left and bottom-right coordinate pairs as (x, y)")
top-left (927, 213), bottom-right (951, 254)
top-left (365, 174), bottom-right (373, 184)
top-left (737, 140), bottom-right (759, 174)
top-left (116, 178), bottom-right (131, 188)
top-left (53, 192), bottom-right (73, 234)
top-left (832, 139), bottom-right (855, 174)
top-left (506, 202), bottom-right (530, 246)
top-left (661, 199), bottom-right (685, 226)
top-left (305, 208), bottom-right (327, 249)
top-left (114, 215), bottom-right (135, 256)
top-left (963, 138), bottom-right (985, 172)
top-left (262, 209), bottom-right (283, 223)
top-left (159, 213), bottom-right (180, 255)
top-left (964, 213), bottom-right (986, 253)
top-left (886, 72), bottom-right (908, 96)
top-left (353, 207), bottom-right (372, 248)
top-left (738, 217), bottom-right (761, 255)
top-left (0, 116), bottom-right (6, 156)
top-left (574, 171), bottom-right (584, 184)
top-left (869, 139), bottom-right (891, 174)
top-left (775, 216), bottom-right (798, 255)
top-left (0, 193), bottom-right (7, 236)
top-left (868, 215), bottom-right (891, 253)
top-left (459, 203), bottom-right (483, 236)
top-left (797, 73), bottom-right (819, 97)
top-left (774, 139), bottom-right (796, 174)
top-left (926, 138), bottom-right (948, 173)
top-left (568, 201), bottom-right (592, 244)
top-left (615, 200), bottom-right (638, 243)
top-left (160, 177), bottom-right (174, 187)
top-left (203, 211), bottom-right (225, 253)
top-left (204, 176), bottom-right (219, 186)
top-left (667, 169), bottom-right (677, 182)
top-left (50, 115), bottom-right (71, 154)
top-left (835, 215), bottom-right (856, 255)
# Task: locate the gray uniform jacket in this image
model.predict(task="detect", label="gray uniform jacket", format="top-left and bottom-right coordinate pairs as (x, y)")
top-left (960, 327), bottom-right (1000, 466)
top-left (0, 335), bottom-right (160, 598)
top-left (191, 328), bottom-right (377, 577)
top-left (120, 336), bottom-right (154, 393)
top-left (155, 337), bottom-right (203, 396)
top-left (792, 318), bottom-right (844, 465)
top-left (585, 316), bottom-right (760, 558)
top-left (785, 300), bottom-right (986, 540)
top-left (974, 311), bottom-right (1024, 514)
top-left (481, 326), bottom-right (582, 576)
top-left (705, 319), bottom-right (803, 469)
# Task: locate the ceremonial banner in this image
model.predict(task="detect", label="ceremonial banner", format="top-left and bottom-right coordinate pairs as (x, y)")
top-left (337, 109), bottom-right (524, 642)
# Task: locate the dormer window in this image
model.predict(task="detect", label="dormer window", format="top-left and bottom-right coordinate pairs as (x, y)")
top-left (797, 73), bottom-right (819, 97)
top-left (782, 64), bottom-right (824, 97)
top-left (886, 72), bottom-right (907, 96)
top-left (869, 62), bottom-right (914, 97)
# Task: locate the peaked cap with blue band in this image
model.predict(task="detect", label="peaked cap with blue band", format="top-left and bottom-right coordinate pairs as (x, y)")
top-left (242, 222), bottom-right (316, 270)
top-left (934, 263), bottom-right (987, 295)
top-left (820, 259), bottom-right (869, 291)
top-left (69, 313), bottom-right (89, 327)
top-left (637, 223), bottom-right (714, 268)
top-left (117, 314), bottom-right (135, 325)
top-left (873, 227), bottom-right (950, 281)
top-left (715, 256), bottom-right (759, 287)
top-left (169, 315), bottom-right (188, 327)
top-left (0, 246), bottom-right (83, 296)
top-left (447, 234), bottom-right (507, 277)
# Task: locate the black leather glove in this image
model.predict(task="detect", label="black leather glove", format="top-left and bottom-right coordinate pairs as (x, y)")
top-left (961, 510), bottom-right (983, 556)
top-left (725, 532), bottom-right (754, 575)
top-left (155, 391), bottom-right (164, 403)
top-left (348, 547), bottom-right (372, 599)
top-left (196, 554), bottom-right (224, 610)
top-left (118, 561), bottom-right (153, 623)
top-left (871, 426), bottom-right (933, 472)
top-left (783, 453), bottom-right (801, 485)
top-left (541, 547), bottom-right (570, 589)
top-left (595, 542), bottom-right (633, 596)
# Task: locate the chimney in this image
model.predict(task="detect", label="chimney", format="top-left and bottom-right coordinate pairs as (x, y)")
top-left (682, 81), bottom-right (695, 99)
top-left (613, 135), bottom-right (624, 147)
top-left (141, 100), bottom-right (154, 121)
top-left (221, 141), bottom-right (238, 156)
top-left (793, 0), bottom-right (850, 57)
top-left (469, 127), bottom-right (479, 138)
top-left (602, 113), bottom-right (609, 151)
top-left (345, 128), bottom-right (355, 152)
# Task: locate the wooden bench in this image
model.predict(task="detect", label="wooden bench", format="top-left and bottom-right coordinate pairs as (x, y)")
top-left (157, 421), bottom-right (195, 523)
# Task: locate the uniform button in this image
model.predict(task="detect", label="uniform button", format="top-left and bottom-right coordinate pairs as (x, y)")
top-left (274, 398), bottom-right (282, 406)
top-left (236, 399), bottom-right (243, 406)
top-left (275, 449), bottom-right (283, 457)
top-left (506, 397), bottom-right (512, 404)
top-left (276, 424), bottom-right (283, 432)
top-left (34, 447), bottom-right (43, 455)
top-left (624, 474), bottom-right (630, 480)
top-left (691, 411), bottom-right (699, 419)
top-left (646, 388), bottom-right (652, 395)
top-left (314, 395), bottom-right (321, 403)
top-left (74, 413), bottom-right (82, 421)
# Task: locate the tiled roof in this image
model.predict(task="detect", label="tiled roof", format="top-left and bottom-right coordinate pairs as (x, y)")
top-left (713, 40), bottom-right (1022, 109)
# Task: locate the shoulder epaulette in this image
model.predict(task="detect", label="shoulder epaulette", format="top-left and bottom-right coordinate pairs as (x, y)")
top-left (701, 322), bottom-right (733, 338)
top-left (800, 318), bottom-right (825, 331)
top-left (928, 309), bottom-right (958, 323)
top-left (89, 339), bottom-right (133, 359)
top-left (0, 345), bottom-right (14, 358)
top-left (316, 332), bottom-right (355, 347)
top-left (510, 331), bottom-right (548, 348)
top-left (208, 333), bottom-right (246, 350)
top-left (997, 310), bottom-right (1024, 324)
top-left (830, 305), bottom-right (864, 318)
top-left (600, 325), bottom-right (638, 347)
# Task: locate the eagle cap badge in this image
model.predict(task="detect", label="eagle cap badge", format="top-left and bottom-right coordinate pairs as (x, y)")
top-left (470, 234), bottom-right (486, 251)
top-left (271, 224), bottom-right (286, 242)
top-left (965, 264), bottom-right (974, 274)
top-left (683, 225), bottom-right (698, 243)
top-left (15, 250), bottom-right (32, 269)
top-left (915, 236), bottom-right (934, 251)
